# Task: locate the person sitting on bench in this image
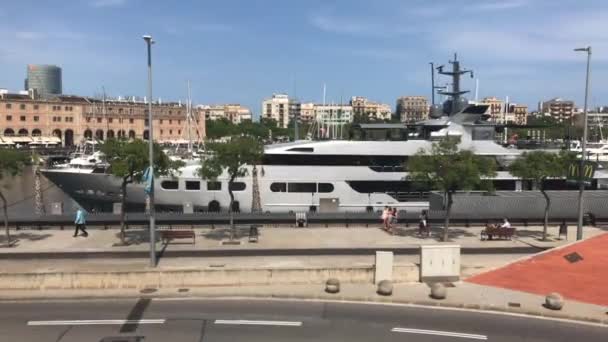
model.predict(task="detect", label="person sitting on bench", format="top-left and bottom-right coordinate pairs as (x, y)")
top-left (499, 218), bottom-right (511, 229)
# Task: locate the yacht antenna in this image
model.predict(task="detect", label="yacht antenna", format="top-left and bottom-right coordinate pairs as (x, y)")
top-left (437, 53), bottom-right (474, 114)
top-left (475, 79), bottom-right (479, 102)
top-left (102, 86), bottom-right (108, 137)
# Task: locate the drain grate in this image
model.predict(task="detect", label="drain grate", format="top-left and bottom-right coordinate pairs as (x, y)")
top-left (564, 252), bottom-right (584, 263)
top-left (508, 302), bottom-right (521, 308)
top-left (178, 288), bottom-right (190, 293)
top-left (139, 288), bottom-right (157, 294)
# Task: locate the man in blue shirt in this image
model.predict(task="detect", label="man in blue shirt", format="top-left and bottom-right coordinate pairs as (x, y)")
top-left (74, 207), bottom-right (89, 237)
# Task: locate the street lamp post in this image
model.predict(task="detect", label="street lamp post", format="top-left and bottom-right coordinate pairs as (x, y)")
top-left (143, 35), bottom-right (156, 266)
top-left (574, 46), bottom-right (591, 241)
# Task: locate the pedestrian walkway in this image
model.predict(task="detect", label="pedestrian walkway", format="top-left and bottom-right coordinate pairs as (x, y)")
top-left (0, 224), bottom-right (604, 255)
top-left (467, 232), bottom-right (608, 306)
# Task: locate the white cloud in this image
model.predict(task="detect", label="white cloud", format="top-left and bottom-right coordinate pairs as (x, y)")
top-left (192, 23), bottom-right (233, 32)
top-left (472, 0), bottom-right (530, 11)
top-left (15, 31), bottom-right (46, 40)
top-left (309, 12), bottom-right (416, 37)
top-left (90, 0), bottom-right (127, 8)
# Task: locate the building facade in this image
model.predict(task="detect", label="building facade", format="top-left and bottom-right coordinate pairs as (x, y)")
top-left (0, 91), bottom-right (206, 146)
top-left (299, 102), bottom-right (315, 122)
top-left (199, 104), bottom-right (252, 124)
top-left (314, 104), bottom-right (353, 123)
top-left (350, 96), bottom-right (392, 122)
top-left (541, 98), bottom-right (575, 122)
top-left (25, 64), bottom-right (62, 98)
top-left (395, 96), bottom-right (429, 123)
top-left (262, 93), bottom-right (290, 128)
top-left (481, 97), bottom-right (505, 122)
top-left (509, 104), bottom-right (528, 125)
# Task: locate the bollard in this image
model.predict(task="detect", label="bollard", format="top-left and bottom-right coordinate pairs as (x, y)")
top-left (545, 293), bottom-right (564, 310)
top-left (430, 283), bottom-right (447, 299)
top-left (325, 278), bottom-right (340, 294)
top-left (377, 280), bottom-right (393, 296)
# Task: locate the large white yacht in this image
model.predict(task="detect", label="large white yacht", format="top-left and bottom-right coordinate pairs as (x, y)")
top-left (41, 56), bottom-right (608, 213)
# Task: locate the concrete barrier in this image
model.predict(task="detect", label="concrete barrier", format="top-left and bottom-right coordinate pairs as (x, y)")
top-left (0, 263), bottom-right (419, 290)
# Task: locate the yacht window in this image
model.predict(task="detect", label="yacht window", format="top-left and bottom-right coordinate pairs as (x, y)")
top-left (185, 181), bottom-right (200, 190)
top-left (287, 147), bottom-right (314, 152)
top-left (161, 180), bottom-right (179, 190)
top-left (229, 182), bottom-right (246, 191)
top-left (318, 183), bottom-right (334, 193)
top-left (207, 181), bottom-right (222, 191)
top-left (288, 182), bottom-right (316, 193)
top-left (270, 182), bottom-right (287, 192)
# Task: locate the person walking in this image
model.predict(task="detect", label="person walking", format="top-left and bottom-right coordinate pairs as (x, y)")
top-left (419, 210), bottom-right (429, 237)
top-left (74, 207), bottom-right (89, 237)
top-left (381, 206), bottom-right (389, 231)
top-left (388, 208), bottom-right (398, 234)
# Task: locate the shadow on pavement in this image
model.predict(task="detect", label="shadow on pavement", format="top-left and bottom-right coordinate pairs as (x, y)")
top-left (0, 232), bottom-right (52, 247)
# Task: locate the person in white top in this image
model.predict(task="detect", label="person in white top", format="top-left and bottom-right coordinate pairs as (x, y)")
top-left (500, 218), bottom-right (511, 229)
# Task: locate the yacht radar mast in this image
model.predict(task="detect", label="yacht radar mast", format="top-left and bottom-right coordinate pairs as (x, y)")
top-left (437, 53), bottom-right (474, 115)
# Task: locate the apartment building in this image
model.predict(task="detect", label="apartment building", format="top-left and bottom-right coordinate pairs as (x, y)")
top-left (395, 96), bottom-right (429, 122)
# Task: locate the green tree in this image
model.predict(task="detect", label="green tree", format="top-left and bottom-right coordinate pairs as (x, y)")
top-left (198, 136), bottom-right (264, 239)
top-left (100, 139), bottom-right (183, 244)
top-left (0, 149), bottom-right (30, 247)
top-left (408, 137), bottom-right (497, 241)
top-left (509, 151), bottom-right (572, 240)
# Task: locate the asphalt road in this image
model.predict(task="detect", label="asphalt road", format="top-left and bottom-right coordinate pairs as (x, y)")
top-left (0, 298), bottom-right (605, 341)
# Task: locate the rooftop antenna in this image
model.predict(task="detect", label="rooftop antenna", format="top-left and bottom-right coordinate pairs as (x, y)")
top-left (475, 79), bottom-right (479, 102)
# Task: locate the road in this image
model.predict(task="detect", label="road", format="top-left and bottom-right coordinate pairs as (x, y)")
top-left (0, 298), bottom-right (605, 341)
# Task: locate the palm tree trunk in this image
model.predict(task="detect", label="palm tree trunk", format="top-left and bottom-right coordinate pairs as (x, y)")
top-left (541, 189), bottom-right (551, 241)
top-left (120, 176), bottom-right (128, 244)
top-left (228, 175), bottom-right (236, 240)
top-left (1, 191), bottom-right (10, 247)
top-left (443, 191), bottom-right (453, 242)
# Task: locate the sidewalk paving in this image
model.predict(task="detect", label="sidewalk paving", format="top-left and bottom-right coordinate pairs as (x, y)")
top-left (1, 224), bottom-right (604, 254)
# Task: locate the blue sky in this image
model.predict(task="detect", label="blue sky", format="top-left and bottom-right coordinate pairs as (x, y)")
top-left (0, 0), bottom-right (607, 116)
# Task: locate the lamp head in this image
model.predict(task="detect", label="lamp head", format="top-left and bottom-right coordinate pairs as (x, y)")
top-left (574, 47), bottom-right (590, 52)
top-left (142, 35), bottom-right (152, 42)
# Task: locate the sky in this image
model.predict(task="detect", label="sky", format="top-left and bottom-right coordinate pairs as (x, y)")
top-left (0, 0), bottom-right (607, 117)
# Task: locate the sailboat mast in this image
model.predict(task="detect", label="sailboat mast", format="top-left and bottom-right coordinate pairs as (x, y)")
top-left (187, 80), bottom-right (193, 154)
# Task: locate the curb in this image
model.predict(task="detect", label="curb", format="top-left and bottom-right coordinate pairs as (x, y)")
top-left (1, 291), bottom-right (606, 327)
top-left (0, 246), bottom-right (545, 260)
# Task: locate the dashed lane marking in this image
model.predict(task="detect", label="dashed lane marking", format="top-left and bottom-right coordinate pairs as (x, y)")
top-left (214, 319), bottom-right (302, 327)
top-left (27, 319), bottom-right (166, 326)
top-left (392, 327), bottom-right (488, 340)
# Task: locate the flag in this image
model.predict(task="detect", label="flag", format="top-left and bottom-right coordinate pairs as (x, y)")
top-left (142, 166), bottom-right (153, 194)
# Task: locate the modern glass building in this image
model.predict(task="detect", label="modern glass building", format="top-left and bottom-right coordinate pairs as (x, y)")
top-left (25, 64), bottom-right (62, 97)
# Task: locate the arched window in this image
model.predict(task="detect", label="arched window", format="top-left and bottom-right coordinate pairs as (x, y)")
top-left (18, 128), bottom-right (28, 136)
top-left (84, 129), bottom-right (93, 139)
top-left (52, 129), bottom-right (62, 138)
top-left (95, 129), bottom-right (104, 140)
top-left (128, 130), bottom-right (136, 139)
top-left (107, 130), bottom-right (115, 139)
top-left (32, 129), bottom-right (42, 136)
top-left (3, 128), bottom-right (14, 136)
top-left (143, 130), bottom-right (149, 140)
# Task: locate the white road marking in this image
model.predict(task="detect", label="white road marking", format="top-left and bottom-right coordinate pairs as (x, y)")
top-left (27, 319), bottom-right (166, 326)
top-left (214, 319), bottom-right (302, 327)
top-left (392, 327), bottom-right (488, 340)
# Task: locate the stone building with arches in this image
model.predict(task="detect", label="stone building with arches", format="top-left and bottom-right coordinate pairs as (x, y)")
top-left (0, 91), bottom-right (206, 146)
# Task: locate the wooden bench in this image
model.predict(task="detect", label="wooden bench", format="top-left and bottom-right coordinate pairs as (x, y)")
top-left (480, 227), bottom-right (516, 241)
top-left (160, 230), bottom-right (196, 244)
